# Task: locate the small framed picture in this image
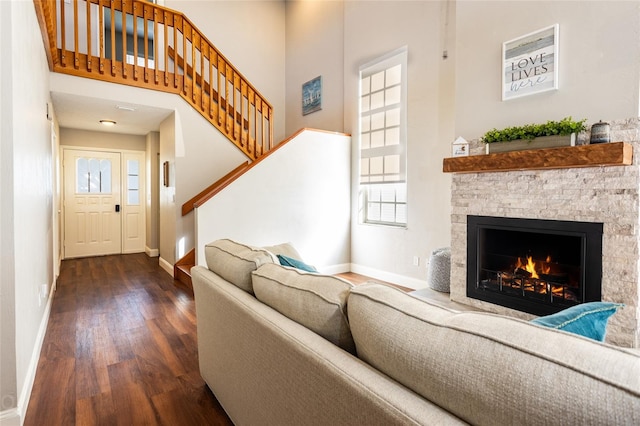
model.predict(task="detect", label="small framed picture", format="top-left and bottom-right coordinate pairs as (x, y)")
top-left (502, 24), bottom-right (559, 101)
top-left (302, 76), bottom-right (322, 115)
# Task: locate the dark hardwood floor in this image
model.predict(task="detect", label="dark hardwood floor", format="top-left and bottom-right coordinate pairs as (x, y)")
top-left (24, 253), bottom-right (233, 426)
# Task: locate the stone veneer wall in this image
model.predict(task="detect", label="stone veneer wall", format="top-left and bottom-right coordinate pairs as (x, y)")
top-left (450, 118), bottom-right (640, 348)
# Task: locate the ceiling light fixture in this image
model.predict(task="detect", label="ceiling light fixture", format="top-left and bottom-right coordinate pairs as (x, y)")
top-left (100, 119), bottom-right (117, 126)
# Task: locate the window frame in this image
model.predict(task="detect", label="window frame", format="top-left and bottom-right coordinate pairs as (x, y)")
top-left (358, 46), bottom-right (409, 227)
top-left (361, 182), bottom-right (408, 227)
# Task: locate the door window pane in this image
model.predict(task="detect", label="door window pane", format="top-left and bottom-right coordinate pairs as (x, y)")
top-left (76, 157), bottom-right (112, 193)
top-left (100, 160), bottom-right (111, 193)
top-left (128, 159), bottom-right (139, 175)
top-left (127, 159), bottom-right (140, 205)
top-left (89, 159), bottom-right (101, 192)
top-left (77, 158), bottom-right (89, 193)
top-left (128, 175), bottom-right (139, 190)
top-left (128, 190), bottom-right (140, 205)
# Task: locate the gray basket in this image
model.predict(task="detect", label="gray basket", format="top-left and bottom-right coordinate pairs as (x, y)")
top-left (427, 247), bottom-right (451, 293)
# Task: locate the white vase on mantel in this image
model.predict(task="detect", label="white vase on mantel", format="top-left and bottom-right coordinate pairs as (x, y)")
top-left (485, 133), bottom-right (576, 154)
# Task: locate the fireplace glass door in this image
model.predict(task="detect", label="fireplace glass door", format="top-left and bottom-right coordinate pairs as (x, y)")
top-left (467, 216), bottom-right (603, 316)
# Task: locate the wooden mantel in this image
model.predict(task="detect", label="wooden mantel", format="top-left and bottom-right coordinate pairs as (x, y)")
top-left (443, 142), bottom-right (633, 174)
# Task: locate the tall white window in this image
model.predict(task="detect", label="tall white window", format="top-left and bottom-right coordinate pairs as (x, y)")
top-left (359, 47), bottom-right (408, 226)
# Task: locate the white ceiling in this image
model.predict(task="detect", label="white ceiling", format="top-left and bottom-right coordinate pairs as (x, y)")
top-left (51, 92), bottom-right (173, 136)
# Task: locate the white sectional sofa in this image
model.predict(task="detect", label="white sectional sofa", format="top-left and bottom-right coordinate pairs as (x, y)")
top-left (191, 239), bottom-right (640, 426)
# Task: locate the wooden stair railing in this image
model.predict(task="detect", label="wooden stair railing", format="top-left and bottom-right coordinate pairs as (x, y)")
top-left (33, 0), bottom-right (273, 160)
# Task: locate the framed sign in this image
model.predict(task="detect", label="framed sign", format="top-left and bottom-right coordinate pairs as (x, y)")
top-left (302, 76), bottom-right (322, 115)
top-left (502, 24), bottom-right (559, 101)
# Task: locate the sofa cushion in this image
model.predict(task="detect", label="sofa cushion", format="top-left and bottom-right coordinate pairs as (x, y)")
top-left (348, 283), bottom-right (640, 425)
top-left (252, 263), bottom-right (356, 354)
top-left (204, 239), bottom-right (275, 294)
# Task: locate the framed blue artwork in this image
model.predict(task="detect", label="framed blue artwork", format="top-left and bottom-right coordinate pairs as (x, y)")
top-left (302, 76), bottom-right (322, 115)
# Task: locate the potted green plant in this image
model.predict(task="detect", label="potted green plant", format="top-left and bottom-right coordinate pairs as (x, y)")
top-left (481, 117), bottom-right (587, 154)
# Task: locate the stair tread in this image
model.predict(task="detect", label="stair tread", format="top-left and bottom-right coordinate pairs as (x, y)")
top-left (176, 264), bottom-right (195, 276)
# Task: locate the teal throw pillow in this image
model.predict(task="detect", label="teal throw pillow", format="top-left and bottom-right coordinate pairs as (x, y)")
top-left (530, 302), bottom-right (623, 342)
top-left (277, 254), bottom-right (317, 273)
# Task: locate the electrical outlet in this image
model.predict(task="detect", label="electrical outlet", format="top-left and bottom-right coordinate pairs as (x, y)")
top-left (40, 284), bottom-right (48, 300)
top-left (412, 256), bottom-right (420, 267)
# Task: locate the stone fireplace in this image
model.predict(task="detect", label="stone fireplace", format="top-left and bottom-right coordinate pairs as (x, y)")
top-left (448, 118), bottom-right (640, 348)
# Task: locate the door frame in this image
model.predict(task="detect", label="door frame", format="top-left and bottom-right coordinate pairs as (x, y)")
top-left (61, 145), bottom-right (146, 259)
top-left (51, 122), bottom-right (61, 278)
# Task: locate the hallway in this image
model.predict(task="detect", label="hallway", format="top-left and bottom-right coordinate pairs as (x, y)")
top-left (24, 254), bottom-right (232, 425)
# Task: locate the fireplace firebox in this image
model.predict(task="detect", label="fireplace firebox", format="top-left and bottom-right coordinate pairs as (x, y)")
top-left (467, 216), bottom-right (603, 316)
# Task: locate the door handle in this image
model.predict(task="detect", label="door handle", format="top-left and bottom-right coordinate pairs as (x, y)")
top-left (115, 204), bottom-right (120, 213)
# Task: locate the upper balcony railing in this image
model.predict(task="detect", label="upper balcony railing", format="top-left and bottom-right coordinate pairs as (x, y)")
top-left (34, 0), bottom-right (274, 159)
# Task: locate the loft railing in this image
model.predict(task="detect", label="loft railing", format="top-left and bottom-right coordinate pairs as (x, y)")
top-left (34, 0), bottom-right (273, 160)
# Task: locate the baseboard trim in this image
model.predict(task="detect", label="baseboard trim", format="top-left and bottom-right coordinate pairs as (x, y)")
top-left (317, 263), bottom-right (350, 275)
top-left (145, 246), bottom-right (159, 257)
top-left (0, 408), bottom-right (20, 425)
top-left (350, 263), bottom-right (427, 290)
top-left (159, 257), bottom-right (174, 277)
top-left (12, 278), bottom-right (57, 424)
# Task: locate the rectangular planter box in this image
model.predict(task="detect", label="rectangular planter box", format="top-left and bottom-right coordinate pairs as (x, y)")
top-left (485, 133), bottom-right (576, 154)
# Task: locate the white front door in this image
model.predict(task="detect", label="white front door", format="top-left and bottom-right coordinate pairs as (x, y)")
top-left (63, 149), bottom-right (122, 258)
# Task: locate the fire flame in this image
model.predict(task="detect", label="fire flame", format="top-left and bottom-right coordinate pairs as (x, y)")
top-left (515, 256), bottom-right (551, 279)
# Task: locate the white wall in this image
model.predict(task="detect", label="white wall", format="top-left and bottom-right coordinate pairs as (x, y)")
top-left (52, 120), bottom-right (61, 281)
top-left (455, 1), bottom-right (640, 140)
top-left (285, 1), bottom-right (345, 135)
top-left (13, 0), bottom-right (54, 411)
top-left (59, 128), bottom-right (147, 151)
top-left (0, 0), bottom-right (18, 418)
top-left (196, 130), bottom-right (351, 272)
top-left (166, 0), bottom-right (287, 143)
top-left (1, 0), bottom-right (56, 422)
top-left (146, 131), bottom-right (160, 256)
top-left (159, 113), bottom-right (177, 272)
top-left (343, 1), bottom-right (456, 289)
top-left (169, 105), bottom-right (249, 262)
